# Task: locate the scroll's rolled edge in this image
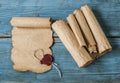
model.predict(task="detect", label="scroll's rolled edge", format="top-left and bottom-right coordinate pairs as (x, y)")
top-left (73, 9), bottom-right (80, 15)
top-left (98, 47), bottom-right (112, 57)
top-left (10, 17), bottom-right (52, 28)
top-left (81, 5), bottom-right (112, 56)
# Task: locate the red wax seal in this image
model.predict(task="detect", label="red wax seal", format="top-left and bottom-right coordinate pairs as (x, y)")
top-left (40, 54), bottom-right (53, 66)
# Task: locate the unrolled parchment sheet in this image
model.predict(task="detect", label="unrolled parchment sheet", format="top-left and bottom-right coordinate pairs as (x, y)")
top-left (10, 17), bottom-right (53, 73)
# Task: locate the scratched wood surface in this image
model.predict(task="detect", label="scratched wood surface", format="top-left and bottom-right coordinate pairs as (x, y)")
top-left (0, 0), bottom-right (120, 83)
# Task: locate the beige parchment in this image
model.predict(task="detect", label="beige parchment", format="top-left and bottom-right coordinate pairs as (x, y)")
top-left (10, 17), bottom-right (53, 73)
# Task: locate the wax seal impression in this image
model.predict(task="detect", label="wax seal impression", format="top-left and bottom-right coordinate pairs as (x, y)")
top-left (40, 54), bottom-right (53, 66)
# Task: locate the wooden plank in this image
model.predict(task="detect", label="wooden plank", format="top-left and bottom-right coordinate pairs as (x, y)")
top-left (0, 38), bottom-right (120, 82)
top-left (0, 0), bottom-right (120, 36)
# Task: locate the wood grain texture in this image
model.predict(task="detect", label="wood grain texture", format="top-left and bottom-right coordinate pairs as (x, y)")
top-left (0, 38), bottom-right (120, 83)
top-left (0, 0), bottom-right (120, 37)
top-left (0, 0), bottom-right (119, 82)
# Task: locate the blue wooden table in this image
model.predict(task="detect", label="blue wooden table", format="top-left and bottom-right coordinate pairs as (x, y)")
top-left (0, 0), bottom-right (120, 83)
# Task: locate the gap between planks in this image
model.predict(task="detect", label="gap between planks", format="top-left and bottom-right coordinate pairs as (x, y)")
top-left (0, 35), bottom-right (120, 38)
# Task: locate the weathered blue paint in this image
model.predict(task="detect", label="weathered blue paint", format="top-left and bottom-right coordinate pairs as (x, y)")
top-left (0, 0), bottom-right (120, 82)
top-left (0, 0), bottom-right (120, 36)
top-left (0, 38), bottom-right (120, 83)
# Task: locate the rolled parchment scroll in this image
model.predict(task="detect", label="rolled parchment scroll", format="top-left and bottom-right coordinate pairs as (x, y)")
top-left (67, 14), bottom-right (87, 47)
top-left (52, 20), bottom-right (93, 67)
top-left (11, 17), bottom-right (51, 28)
top-left (81, 5), bottom-right (112, 57)
top-left (74, 9), bottom-right (97, 56)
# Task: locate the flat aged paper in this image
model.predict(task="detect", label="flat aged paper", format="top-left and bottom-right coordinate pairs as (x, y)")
top-left (10, 17), bottom-right (53, 73)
